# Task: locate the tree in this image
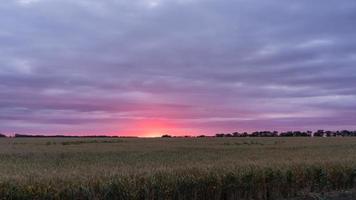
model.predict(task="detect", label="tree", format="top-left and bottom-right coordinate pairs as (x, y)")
top-left (215, 133), bottom-right (225, 137)
top-left (197, 135), bottom-right (206, 138)
top-left (314, 130), bottom-right (325, 137)
top-left (161, 134), bottom-right (172, 138)
top-left (225, 133), bottom-right (233, 137)
top-left (280, 131), bottom-right (293, 137)
top-left (232, 132), bottom-right (240, 137)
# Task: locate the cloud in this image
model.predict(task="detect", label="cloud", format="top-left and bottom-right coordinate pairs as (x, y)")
top-left (17, 0), bottom-right (42, 6)
top-left (1, 0), bottom-right (356, 135)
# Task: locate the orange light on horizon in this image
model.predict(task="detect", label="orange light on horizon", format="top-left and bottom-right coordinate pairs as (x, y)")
top-left (129, 119), bottom-right (175, 137)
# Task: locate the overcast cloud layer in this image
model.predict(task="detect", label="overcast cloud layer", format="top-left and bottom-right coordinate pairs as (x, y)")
top-left (1, 0), bottom-right (356, 136)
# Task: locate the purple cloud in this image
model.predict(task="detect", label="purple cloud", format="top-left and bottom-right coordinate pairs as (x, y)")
top-left (1, 0), bottom-right (356, 136)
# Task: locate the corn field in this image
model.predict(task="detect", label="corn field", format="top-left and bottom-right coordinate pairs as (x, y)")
top-left (1, 137), bottom-right (356, 199)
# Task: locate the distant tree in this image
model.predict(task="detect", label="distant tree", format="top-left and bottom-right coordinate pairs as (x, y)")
top-left (340, 130), bottom-right (353, 136)
top-left (0, 133), bottom-right (6, 138)
top-left (325, 131), bottom-right (336, 137)
top-left (14, 134), bottom-right (31, 138)
top-left (232, 132), bottom-right (240, 137)
top-left (225, 133), bottom-right (233, 137)
top-left (279, 131), bottom-right (293, 137)
top-left (300, 131), bottom-right (312, 137)
top-left (352, 131), bottom-right (356, 136)
top-left (215, 133), bottom-right (225, 137)
top-left (161, 134), bottom-right (172, 138)
top-left (291, 131), bottom-right (310, 137)
top-left (249, 131), bottom-right (278, 137)
top-left (314, 130), bottom-right (325, 137)
top-left (307, 131), bottom-right (313, 136)
top-left (14, 134), bottom-right (47, 138)
top-left (264, 131), bottom-right (278, 137)
top-left (335, 131), bottom-right (341, 137)
top-left (197, 135), bottom-right (206, 138)
top-left (250, 132), bottom-right (260, 137)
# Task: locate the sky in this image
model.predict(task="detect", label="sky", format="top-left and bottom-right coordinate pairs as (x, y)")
top-left (1, 0), bottom-right (356, 136)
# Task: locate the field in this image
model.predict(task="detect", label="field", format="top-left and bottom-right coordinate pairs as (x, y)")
top-left (1, 137), bottom-right (356, 199)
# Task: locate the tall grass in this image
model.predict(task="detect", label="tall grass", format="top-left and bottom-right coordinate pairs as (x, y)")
top-left (1, 137), bottom-right (356, 199)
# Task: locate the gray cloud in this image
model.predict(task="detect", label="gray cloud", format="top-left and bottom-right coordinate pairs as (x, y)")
top-left (1, 0), bottom-right (356, 135)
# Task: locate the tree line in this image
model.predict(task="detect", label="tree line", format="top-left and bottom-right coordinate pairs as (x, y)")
top-left (213, 130), bottom-right (356, 137)
top-left (0, 134), bottom-right (122, 138)
top-left (162, 130), bottom-right (356, 138)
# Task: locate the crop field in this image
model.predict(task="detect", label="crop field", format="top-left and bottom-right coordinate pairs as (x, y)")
top-left (1, 137), bottom-right (356, 200)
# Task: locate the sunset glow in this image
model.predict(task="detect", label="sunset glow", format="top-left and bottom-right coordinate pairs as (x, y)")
top-left (129, 119), bottom-right (176, 137)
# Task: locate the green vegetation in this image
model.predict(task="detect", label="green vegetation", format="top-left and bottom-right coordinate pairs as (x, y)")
top-left (1, 137), bottom-right (356, 199)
